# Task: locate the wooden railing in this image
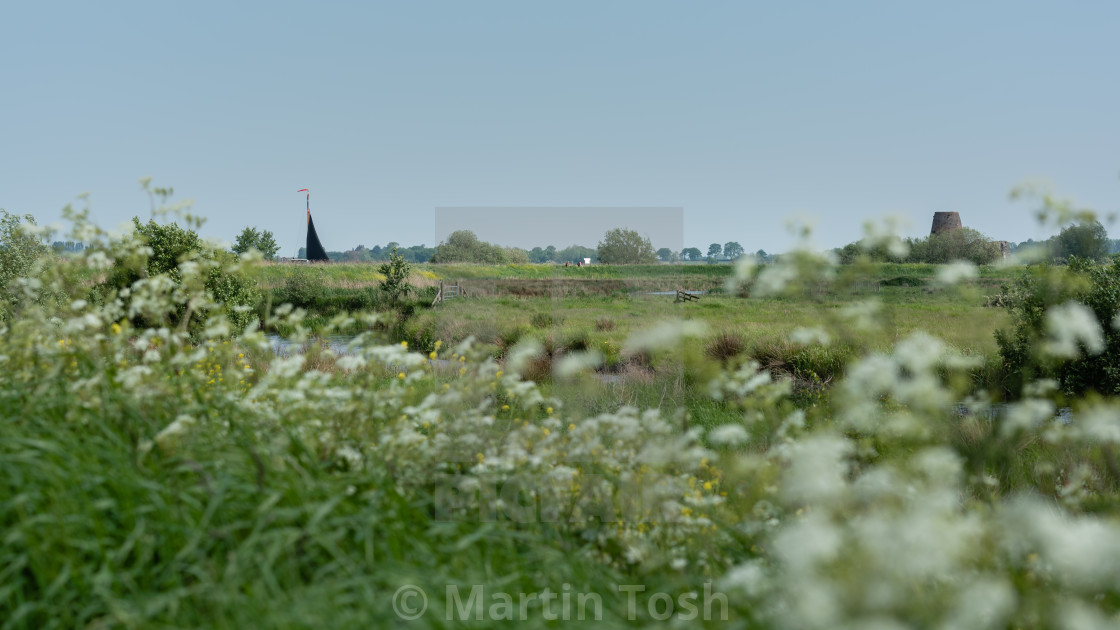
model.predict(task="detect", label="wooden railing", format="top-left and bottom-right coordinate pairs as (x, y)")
top-left (432, 280), bottom-right (464, 306)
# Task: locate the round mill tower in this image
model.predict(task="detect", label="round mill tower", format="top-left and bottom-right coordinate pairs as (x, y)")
top-left (930, 212), bottom-right (962, 236)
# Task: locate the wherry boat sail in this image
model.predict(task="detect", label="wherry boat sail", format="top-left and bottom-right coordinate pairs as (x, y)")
top-left (298, 188), bottom-right (329, 261)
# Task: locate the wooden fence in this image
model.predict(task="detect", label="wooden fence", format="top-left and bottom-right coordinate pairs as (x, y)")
top-left (432, 280), bottom-right (464, 306)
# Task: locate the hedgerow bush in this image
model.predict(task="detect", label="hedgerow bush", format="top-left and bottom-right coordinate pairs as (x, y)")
top-left (94, 216), bottom-right (260, 334)
top-left (996, 256), bottom-right (1120, 396)
top-left (5, 201), bottom-right (1120, 628)
top-left (0, 209), bottom-right (51, 319)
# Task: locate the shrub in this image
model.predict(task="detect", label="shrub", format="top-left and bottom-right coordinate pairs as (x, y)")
top-left (430, 230), bottom-right (522, 264)
top-left (100, 217), bottom-right (260, 333)
top-left (907, 227), bottom-right (1001, 265)
top-left (596, 228), bottom-right (658, 264)
top-left (996, 257), bottom-right (1120, 396)
top-left (377, 247), bottom-right (413, 304)
top-left (0, 210), bottom-right (50, 318)
top-left (279, 271), bottom-right (325, 308)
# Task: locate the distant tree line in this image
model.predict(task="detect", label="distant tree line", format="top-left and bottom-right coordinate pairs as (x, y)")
top-left (274, 226), bottom-right (759, 265)
top-left (837, 227), bottom-right (1004, 265)
top-left (1008, 220), bottom-right (1114, 262)
top-left (836, 220), bottom-right (1114, 265)
top-left (51, 241), bottom-right (86, 253)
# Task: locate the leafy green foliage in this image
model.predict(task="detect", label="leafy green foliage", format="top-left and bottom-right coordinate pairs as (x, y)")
top-left (99, 217), bottom-right (260, 333)
top-left (0, 209), bottom-right (50, 316)
top-left (996, 257), bottom-right (1120, 396)
top-left (839, 227), bottom-right (1001, 265)
top-left (723, 241), bottom-right (744, 260)
top-left (430, 230), bottom-right (526, 264)
top-left (377, 247), bottom-right (413, 304)
top-left (681, 247), bottom-right (703, 261)
top-left (596, 228), bottom-right (657, 264)
top-left (232, 225), bottom-right (280, 260)
top-left (1053, 220), bottom-right (1109, 262)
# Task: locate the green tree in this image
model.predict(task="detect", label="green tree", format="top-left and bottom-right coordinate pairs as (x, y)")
top-left (996, 257), bottom-right (1120, 396)
top-left (557, 244), bottom-right (595, 263)
top-left (102, 218), bottom-right (259, 333)
top-left (232, 226), bottom-right (280, 260)
top-left (504, 247), bottom-right (530, 264)
top-left (0, 210), bottom-right (49, 295)
top-left (1053, 220), bottom-right (1109, 262)
top-left (0, 210), bottom-right (51, 319)
top-left (656, 247), bottom-right (674, 262)
top-left (724, 241), bottom-right (744, 260)
top-left (430, 230), bottom-right (512, 264)
top-left (681, 247), bottom-right (703, 261)
top-left (906, 228), bottom-right (1000, 265)
top-left (596, 228), bottom-right (657, 264)
top-left (707, 243), bottom-right (722, 259)
top-left (377, 247), bottom-right (413, 303)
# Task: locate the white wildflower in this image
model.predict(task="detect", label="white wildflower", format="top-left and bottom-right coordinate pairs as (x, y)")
top-left (85, 250), bottom-right (113, 270)
top-left (117, 365), bottom-right (153, 389)
top-left (335, 445), bottom-right (363, 469)
top-left (839, 299), bottom-right (882, 332)
top-left (790, 327), bottom-right (830, 345)
top-left (1043, 301), bottom-right (1104, 358)
top-left (938, 578), bottom-right (1016, 630)
top-left (554, 350), bottom-right (603, 379)
top-left (934, 260), bottom-right (978, 287)
top-left (1075, 405), bottom-right (1120, 444)
top-left (709, 424), bottom-right (749, 446)
top-left (624, 320), bottom-right (707, 355)
top-left (506, 338), bottom-right (544, 376)
top-left (861, 215), bottom-right (911, 258)
top-left (781, 433), bottom-right (852, 506)
top-left (719, 561), bottom-right (769, 597)
top-left (154, 414), bottom-right (195, 447)
top-left (724, 255), bottom-right (757, 293)
top-left (752, 263), bottom-right (799, 297)
top-left (269, 355), bottom-right (305, 378)
top-left (1000, 398), bottom-right (1056, 437)
top-left (336, 354), bottom-right (368, 371)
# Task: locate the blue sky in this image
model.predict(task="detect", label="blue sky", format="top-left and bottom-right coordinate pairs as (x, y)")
top-left (2, 1), bottom-right (1118, 256)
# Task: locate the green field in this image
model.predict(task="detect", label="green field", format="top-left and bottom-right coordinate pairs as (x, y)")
top-left (258, 261), bottom-right (1019, 430)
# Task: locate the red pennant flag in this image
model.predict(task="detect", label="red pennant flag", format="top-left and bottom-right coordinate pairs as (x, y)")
top-left (297, 188), bottom-right (309, 192)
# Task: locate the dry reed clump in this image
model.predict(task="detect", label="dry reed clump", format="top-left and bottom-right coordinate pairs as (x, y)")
top-left (594, 316), bottom-right (616, 331)
top-left (530, 311), bottom-right (562, 329)
top-left (562, 330), bottom-right (591, 352)
top-left (705, 331), bottom-right (746, 364)
top-left (521, 353), bottom-right (555, 383)
top-left (749, 339), bottom-right (853, 385)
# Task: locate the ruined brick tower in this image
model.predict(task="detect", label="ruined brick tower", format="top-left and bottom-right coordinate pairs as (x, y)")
top-left (930, 212), bottom-right (963, 236)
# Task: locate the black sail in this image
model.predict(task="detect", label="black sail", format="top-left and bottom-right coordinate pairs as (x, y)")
top-left (306, 210), bottom-right (329, 261)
